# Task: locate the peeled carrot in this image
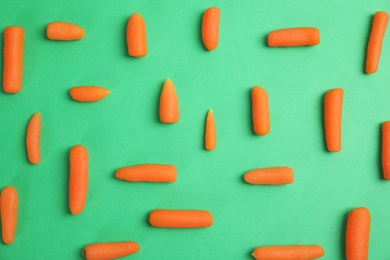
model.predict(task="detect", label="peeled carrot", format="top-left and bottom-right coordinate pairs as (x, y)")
top-left (3, 26), bottom-right (24, 94)
top-left (252, 86), bottom-right (270, 136)
top-left (346, 207), bottom-right (370, 260)
top-left (382, 122), bottom-right (390, 179)
top-left (252, 245), bottom-right (324, 260)
top-left (268, 27), bottom-right (320, 47)
top-left (205, 109), bottom-right (216, 150)
top-left (115, 164), bottom-right (176, 182)
top-left (1, 186), bottom-right (18, 245)
top-left (26, 113), bottom-right (41, 164)
top-left (83, 241), bottom-right (140, 260)
top-left (324, 88), bottom-right (343, 152)
top-left (69, 145), bottom-right (88, 215)
top-left (202, 7), bottom-right (220, 51)
top-left (244, 167), bottom-right (294, 185)
top-left (160, 79), bottom-right (179, 123)
top-left (69, 86), bottom-right (110, 102)
top-left (127, 13), bottom-right (147, 57)
top-left (46, 22), bottom-right (85, 40)
top-left (366, 12), bottom-right (389, 74)
top-left (149, 209), bottom-right (213, 228)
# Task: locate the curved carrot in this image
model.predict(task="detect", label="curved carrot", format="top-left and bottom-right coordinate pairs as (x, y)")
top-left (115, 164), bottom-right (176, 183)
top-left (83, 241), bottom-right (140, 260)
top-left (26, 113), bottom-right (41, 164)
top-left (244, 167), bottom-right (294, 185)
top-left (69, 86), bottom-right (110, 102)
top-left (149, 209), bottom-right (213, 228)
top-left (1, 186), bottom-right (18, 245)
top-left (268, 27), bottom-right (320, 47)
top-left (46, 22), bottom-right (85, 41)
top-left (69, 145), bottom-right (88, 215)
top-left (324, 88), bottom-right (343, 152)
top-left (252, 86), bottom-right (270, 136)
top-left (160, 79), bottom-right (179, 123)
top-left (366, 12), bottom-right (389, 74)
top-left (205, 109), bottom-right (216, 150)
top-left (252, 245), bottom-right (324, 260)
top-left (202, 7), bottom-right (220, 51)
top-left (3, 26), bottom-right (24, 94)
top-left (346, 207), bottom-right (370, 260)
top-left (382, 122), bottom-right (390, 179)
top-left (127, 13), bottom-right (147, 57)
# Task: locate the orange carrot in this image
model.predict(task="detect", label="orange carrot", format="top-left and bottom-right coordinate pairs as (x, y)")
top-left (26, 113), bottom-right (41, 164)
top-left (1, 186), bottom-right (18, 245)
top-left (3, 26), bottom-right (24, 94)
top-left (202, 7), bottom-right (220, 51)
top-left (149, 209), bottom-right (213, 228)
top-left (366, 12), bottom-right (389, 74)
top-left (244, 167), bottom-right (294, 185)
top-left (268, 28), bottom-right (320, 47)
top-left (46, 22), bottom-right (85, 41)
top-left (324, 88), bottom-right (343, 152)
top-left (346, 207), bottom-right (370, 260)
top-left (69, 145), bottom-right (88, 215)
top-left (69, 86), bottom-right (110, 102)
top-left (252, 86), bottom-right (270, 136)
top-left (160, 79), bottom-right (179, 123)
top-left (252, 245), bottom-right (324, 260)
top-left (116, 164), bottom-right (176, 182)
top-left (83, 241), bottom-right (140, 260)
top-left (382, 121), bottom-right (390, 179)
top-left (127, 13), bottom-right (147, 57)
top-left (205, 109), bottom-right (216, 150)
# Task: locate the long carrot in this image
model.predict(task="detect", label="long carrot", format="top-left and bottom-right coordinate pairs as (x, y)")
top-left (252, 245), bottom-right (324, 260)
top-left (346, 207), bottom-right (370, 260)
top-left (69, 86), bottom-right (110, 102)
top-left (69, 145), bottom-right (88, 215)
top-left (160, 79), bottom-right (179, 123)
top-left (127, 13), bottom-right (147, 57)
top-left (324, 88), bottom-right (343, 152)
top-left (149, 209), bottom-right (213, 228)
top-left (205, 109), bottom-right (216, 150)
top-left (46, 22), bottom-right (85, 41)
top-left (382, 121), bottom-right (390, 179)
top-left (268, 28), bottom-right (320, 47)
top-left (26, 113), bottom-right (41, 164)
top-left (244, 167), bottom-right (294, 185)
top-left (115, 164), bottom-right (176, 182)
top-left (202, 7), bottom-right (220, 51)
top-left (1, 186), bottom-right (18, 245)
top-left (3, 26), bottom-right (24, 94)
top-left (366, 12), bottom-right (389, 74)
top-left (252, 86), bottom-right (270, 136)
top-left (83, 241), bottom-right (140, 260)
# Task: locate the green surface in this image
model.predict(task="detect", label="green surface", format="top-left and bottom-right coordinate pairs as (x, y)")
top-left (0, 0), bottom-right (389, 259)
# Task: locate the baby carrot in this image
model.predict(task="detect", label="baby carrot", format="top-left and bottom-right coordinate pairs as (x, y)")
top-left (69, 86), bottom-right (110, 102)
top-left (205, 109), bottom-right (216, 150)
top-left (3, 26), bottom-right (24, 94)
top-left (69, 145), bottom-right (88, 215)
top-left (202, 7), bottom-right (220, 51)
top-left (160, 79), bottom-right (179, 123)
top-left (366, 12), bottom-right (389, 74)
top-left (346, 207), bottom-right (370, 260)
top-left (149, 209), bottom-right (213, 228)
top-left (26, 113), bottom-right (41, 164)
top-left (382, 122), bottom-right (390, 179)
top-left (252, 86), bottom-right (270, 136)
top-left (83, 241), bottom-right (140, 260)
top-left (268, 27), bottom-right (320, 47)
top-left (46, 22), bottom-right (85, 41)
top-left (1, 186), bottom-right (18, 245)
top-left (127, 13), bottom-right (147, 57)
top-left (115, 164), bottom-right (177, 183)
top-left (244, 167), bottom-right (294, 185)
top-left (252, 245), bottom-right (324, 260)
top-left (324, 88), bottom-right (343, 152)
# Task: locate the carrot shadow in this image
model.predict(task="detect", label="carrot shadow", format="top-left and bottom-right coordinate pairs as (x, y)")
top-left (198, 12), bottom-right (206, 50)
top-left (65, 147), bottom-right (71, 215)
top-left (155, 80), bottom-right (163, 124)
top-left (377, 123), bottom-right (383, 179)
top-left (339, 211), bottom-right (349, 259)
top-left (123, 18), bottom-right (128, 57)
top-left (320, 92), bottom-right (327, 152)
top-left (262, 34), bottom-right (268, 47)
top-left (362, 15), bottom-right (374, 74)
top-left (248, 88), bottom-right (254, 136)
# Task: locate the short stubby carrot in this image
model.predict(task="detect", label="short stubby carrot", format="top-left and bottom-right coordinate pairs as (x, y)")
top-left (244, 167), bottom-right (294, 185)
top-left (83, 241), bottom-right (140, 260)
top-left (149, 209), bottom-right (213, 228)
top-left (127, 13), bottom-right (147, 57)
top-left (382, 122), bottom-right (390, 179)
top-left (346, 207), bottom-right (370, 260)
top-left (26, 113), bottom-right (41, 164)
top-left (115, 164), bottom-right (176, 183)
top-left (160, 79), bottom-right (179, 123)
top-left (46, 22), bottom-right (85, 41)
top-left (205, 109), bottom-right (216, 150)
top-left (366, 12), bottom-right (389, 74)
top-left (268, 27), bottom-right (320, 47)
top-left (69, 145), bottom-right (88, 215)
top-left (252, 245), bottom-right (324, 260)
top-left (3, 26), bottom-right (24, 94)
top-left (1, 186), bottom-right (18, 245)
top-left (324, 88), bottom-right (343, 152)
top-left (252, 86), bottom-right (270, 136)
top-left (69, 86), bottom-right (110, 102)
top-left (202, 7), bottom-right (220, 51)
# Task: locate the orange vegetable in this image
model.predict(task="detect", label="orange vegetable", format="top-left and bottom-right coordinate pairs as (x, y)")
top-left (149, 209), bottom-right (213, 228)
top-left (252, 245), bottom-right (324, 260)
top-left (244, 167), bottom-right (294, 185)
top-left (160, 79), bottom-right (179, 123)
top-left (324, 88), bottom-right (343, 152)
top-left (116, 164), bottom-right (177, 182)
top-left (3, 26), bottom-right (24, 94)
top-left (83, 241), bottom-right (140, 260)
top-left (268, 28), bottom-right (320, 47)
top-left (1, 186), bottom-right (18, 245)
top-left (127, 13), bottom-right (147, 57)
top-left (202, 7), bottom-right (220, 51)
top-left (366, 12), bottom-right (389, 74)
top-left (69, 145), bottom-right (88, 215)
top-left (252, 86), bottom-right (270, 136)
top-left (205, 109), bottom-right (216, 150)
top-left (26, 113), bottom-right (41, 164)
top-left (382, 121), bottom-right (390, 179)
top-left (346, 207), bottom-right (370, 260)
top-left (46, 22), bottom-right (85, 41)
top-left (69, 86), bottom-right (110, 102)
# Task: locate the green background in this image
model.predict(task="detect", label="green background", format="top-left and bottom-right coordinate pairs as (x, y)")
top-left (0, 0), bottom-right (389, 259)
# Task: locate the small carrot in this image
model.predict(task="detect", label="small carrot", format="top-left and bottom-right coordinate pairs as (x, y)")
top-left (346, 207), bottom-right (370, 260)
top-left (3, 26), bottom-right (24, 94)
top-left (149, 209), bottom-right (213, 228)
top-left (83, 241), bottom-right (140, 260)
top-left (268, 27), bottom-right (320, 47)
top-left (252, 86), bottom-right (270, 136)
top-left (244, 167), bottom-right (294, 185)
top-left (205, 109), bottom-right (216, 150)
top-left (115, 164), bottom-right (177, 183)
top-left (382, 121), bottom-right (390, 179)
top-left (1, 186), bottom-right (18, 245)
top-left (127, 13), bottom-right (147, 57)
top-left (324, 88), bottom-right (343, 152)
top-left (366, 12), bottom-right (389, 74)
top-left (46, 22), bottom-right (85, 41)
top-left (69, 145), bottom-right (88, 215)
top-left (69, 86), bottom-right (110, 102)
top-left (26, 113), bottom-right (41, 164)
top-left (202, 7), bottom-right (220, 51)
top-left (160, 79), bottom-right (179, 123)
top-left (252, 245), bottom-right (324, 260)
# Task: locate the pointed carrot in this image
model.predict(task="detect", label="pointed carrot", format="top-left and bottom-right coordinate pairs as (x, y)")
top-left (69, 86), bottom-right (110, 102)
top-left (159, 79), bottom-right (179, 123)
top-left (69, 145), bottom-right (88, 215)
top-left (205, 109), bottom-right (216, 150)
top-left (202, 7), bottom-right (220, 51)
top-left (83, 241), bottom-right (140, 260)
top-left (268, 27), bottom-right (320, 47)
top-left (252, 86), bottom-right (270, 136)
top-left (244, 167), bottom-right (294, 185)
top-left (1, 186), bottom-right (18, 245)
top-left (324, 88), bottom-right (343, 152)
top-left (127, 13), bottom-right (147, 57)
top-left (252, 245), bottom-right (324, 260)
top-left (46, 22), bottom-right (85, 41)
top-left (346, 207), bottom-right (370, 260)
top-left (149, 209), bottom-right (213, 228)
top-left (116, 164), bottom-right (176, 182)
top-left (382, 121), bottom-right (390, 179)
top-left (26, 113), bottom-right (41, 164)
